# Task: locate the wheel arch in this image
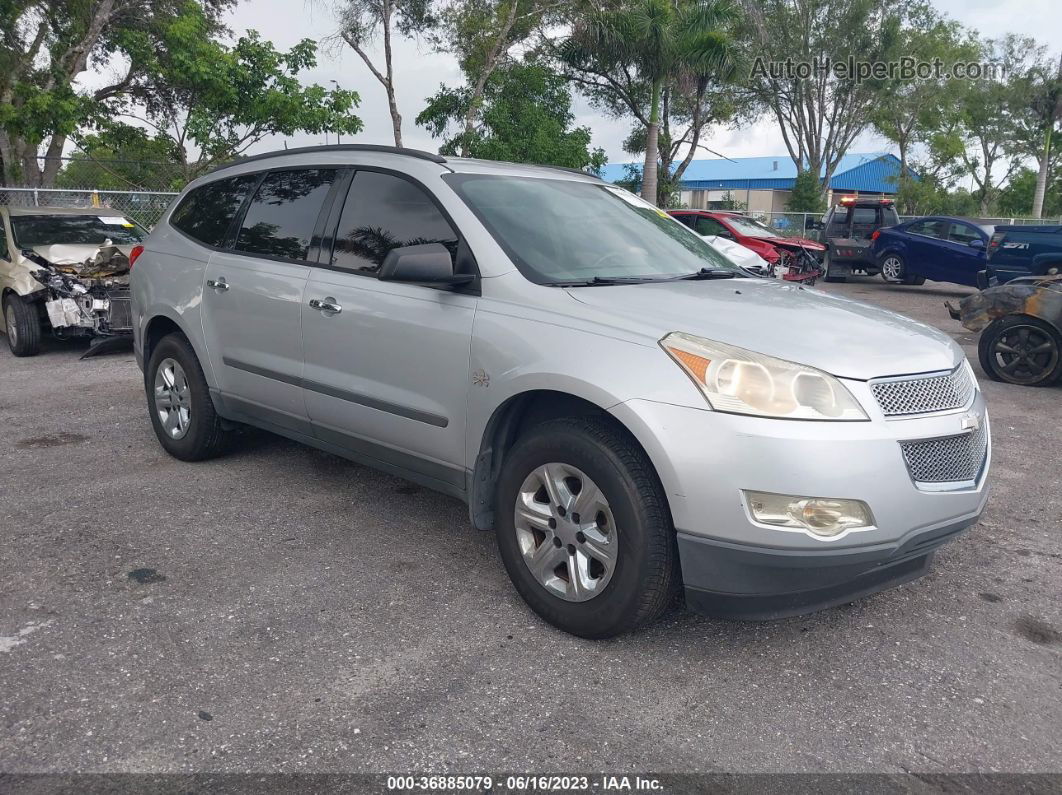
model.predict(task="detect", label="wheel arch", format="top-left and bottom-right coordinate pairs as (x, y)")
top-left (468, 388), bottom-right (670, 533)
top-left (141, 310), bottom-right (217, 389)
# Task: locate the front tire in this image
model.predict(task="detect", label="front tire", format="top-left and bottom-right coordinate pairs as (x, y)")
top-left (978, 315), bottom-right (1062, 386)
top-left (3, 294), bottom-right (42, 357)
top-left (494, 416), bottom-right (678, 638)
top-left (145, 333), bottom-right (232, 460)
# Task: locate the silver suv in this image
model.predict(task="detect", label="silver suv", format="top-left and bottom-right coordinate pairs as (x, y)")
top-left (131, 145), bottom-right (991, 638)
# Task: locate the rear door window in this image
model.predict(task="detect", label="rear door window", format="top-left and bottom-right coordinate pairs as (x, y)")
top-left (329, 170), bottom-right (459, 275)
top-left (235, 169), bottom-right (338, 262)
top-left (693, 216), bottom-right (730, 236)
top-left (170, 175), bottom-right (259, 247)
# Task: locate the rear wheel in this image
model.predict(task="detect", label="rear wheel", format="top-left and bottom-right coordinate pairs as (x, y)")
top-left (145, 333), bottom-right (232, 460)
top-left (3, 294), bottom-right (41, 357)
top-left (978, 315), bottom-right (1062, 386)
top-left (494, 417), bottom-right (678, 638)
top-left (880, 254), bottom-right (925, 285)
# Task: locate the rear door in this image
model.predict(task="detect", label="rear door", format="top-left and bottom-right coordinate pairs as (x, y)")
top-left (300, 169), bottom-right (477, 494)
top-left (201, 167), bottom-right (341, 434)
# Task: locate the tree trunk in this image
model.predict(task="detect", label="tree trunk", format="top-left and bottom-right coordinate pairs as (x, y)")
top-left (460, 0), bottom-right (520, 157)
top-left (641, 80), bottom-right (662, 205)
top-left (382, 1), bottom-right (402, 148)
top-left (1032, 126), bottom-right (1052, 219)
top-left (387, 86), bottom-right (403, 148)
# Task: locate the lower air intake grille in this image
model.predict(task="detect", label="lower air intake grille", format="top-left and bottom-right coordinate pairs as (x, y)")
top-left (107, 294), bottom-right (133, 331)
top-left (900, 424), bottom-right (989, 484)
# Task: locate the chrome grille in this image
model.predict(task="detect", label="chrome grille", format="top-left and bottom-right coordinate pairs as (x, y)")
top-left (871, 365), bottom-right (974, 416)
top-left (900, 424), bottom-right (989, 483)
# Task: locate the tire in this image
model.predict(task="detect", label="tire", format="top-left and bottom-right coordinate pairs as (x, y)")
top-left (822, 252), bottom-right (846, 283)
top-left (145, 333), bottom-right (232, 460)
top-left (493, 416), bottom-right (679, 638)
top-left (879, 253), bottom-right (923, 285)
top-left (977, 315), bottom-right (1062, 386)
top-left (3, 293), bottom-right (42, 357)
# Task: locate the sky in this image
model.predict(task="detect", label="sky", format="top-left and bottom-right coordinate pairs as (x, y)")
top-left (90, 0), bottom-right (1062, 173)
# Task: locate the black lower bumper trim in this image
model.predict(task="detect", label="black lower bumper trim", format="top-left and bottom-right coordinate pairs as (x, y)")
top-left (684, 551), bottom-right (933, 620)
top-left (678, 519), bottom-right (974, 620)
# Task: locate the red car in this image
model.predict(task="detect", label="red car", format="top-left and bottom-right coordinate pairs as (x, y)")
top-left (669, 210), bottom-right (826, 276)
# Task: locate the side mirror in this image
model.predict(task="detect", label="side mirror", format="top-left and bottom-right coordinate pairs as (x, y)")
top-left (968, 238), bottom-right (985, 249)
top-left (378, 243), bottom-right (474, 287)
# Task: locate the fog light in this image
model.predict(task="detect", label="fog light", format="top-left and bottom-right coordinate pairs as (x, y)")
top-left (744, 491), bottom-right (874, 538)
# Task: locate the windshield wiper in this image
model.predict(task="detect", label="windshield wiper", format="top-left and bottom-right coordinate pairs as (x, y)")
top-left (551, 275), bottom-right (660, 287)
top-left (675, 268), bottom-right (738, 280)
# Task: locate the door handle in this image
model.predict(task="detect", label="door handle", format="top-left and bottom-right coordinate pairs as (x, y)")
top-left (207, 278), bottom-right (229, 292)
top-left (309, 297), bottom-right (342, 314)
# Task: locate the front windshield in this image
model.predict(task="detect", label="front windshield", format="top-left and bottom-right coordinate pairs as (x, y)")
top-left (446, 174), bottom-right (740, 284)
top-left (722, 215), bottom-right (781, 238)
top-left (11, 214), bottom-right (146, 247)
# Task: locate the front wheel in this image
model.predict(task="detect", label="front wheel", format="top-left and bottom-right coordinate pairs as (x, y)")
top-left (493, 417), bottom-right (678, 638)
top-left (3, 294), bottom-right (42, 357)
top-left (978, 315), bottom-right (1062, 386)
top-left (145, 333), bottom-right (232, 460)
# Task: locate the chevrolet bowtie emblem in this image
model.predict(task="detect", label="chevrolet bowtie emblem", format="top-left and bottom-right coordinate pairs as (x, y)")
top-left (961, 414), bottom-right (981, 431)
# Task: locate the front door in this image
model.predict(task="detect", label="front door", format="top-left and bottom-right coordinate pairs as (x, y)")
top-left (301, 169), bottom-right (477, 494)
top-left (943, 221), bottom-right (988, 286)
top-left (201, 167), bottom-right (340, 434)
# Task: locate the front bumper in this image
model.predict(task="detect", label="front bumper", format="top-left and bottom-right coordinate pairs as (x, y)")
top-left (610, 386), bottom-right (990, 619)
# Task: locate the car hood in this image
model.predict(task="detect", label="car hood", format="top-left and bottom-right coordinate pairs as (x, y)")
top-left (30, 243), bottom-right (137, 265)
top-left (565, 278), bottom-right (960, 380)
top-left (755, 235), bottom-right (826, 251)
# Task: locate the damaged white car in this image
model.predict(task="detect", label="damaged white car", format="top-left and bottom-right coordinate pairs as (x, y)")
top-left (0, 206), bottom-right (146, 357)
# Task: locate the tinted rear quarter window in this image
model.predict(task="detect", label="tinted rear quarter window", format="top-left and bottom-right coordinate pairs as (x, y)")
top-left (235, 169), bottom-right (337, 261)
top-left (331, 170), bottom-right (458, 274)
top-left (170, 175), bottom-right (259, 247)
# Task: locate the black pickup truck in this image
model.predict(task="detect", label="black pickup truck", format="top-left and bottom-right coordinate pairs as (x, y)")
top-left (980, 224), bottom-right (1062, 287)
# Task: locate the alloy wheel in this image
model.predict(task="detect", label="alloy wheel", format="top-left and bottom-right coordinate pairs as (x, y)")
top-left (514, 463), bottom-right (618, 602)
top-left (881, 257), bottom-right (903, 281)
top-left (154, 357), bottom-right (192, 439)
top-left (990, 324), bottom-right (1060, 384)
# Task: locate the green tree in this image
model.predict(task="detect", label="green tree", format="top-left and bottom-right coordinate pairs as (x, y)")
top-left (741, 0), bottom-right (920, 199)
top-left (56, 127), bottom-right (185, 190)
top-left (1009, 52), bottom-right (1062, 218)
top-left (558, 0), bottom-right (735, 205)
top-left (869, 9), bottom-right (977, 211)
top-left (333, 0), bottom-right (435, 147)
top-left (431, 0), bottom-right (561, 157)
top-left (0, 0), bottom-right (234, 186)
top-left (118, 4), bottom-right (362, 179)
top-left (417, 60), bottom-right (606, 170)
top-left (997, 166), bottom-right (1062, 218)
top-left (786, 169), bottom-right (825, 212)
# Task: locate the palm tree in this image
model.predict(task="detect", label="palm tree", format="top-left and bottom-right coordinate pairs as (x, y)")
top-left (562, 0), bottom-right (733, 204)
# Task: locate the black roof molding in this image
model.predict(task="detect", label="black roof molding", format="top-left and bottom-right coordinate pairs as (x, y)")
top-left (204, 144), bottom-right (447, 176)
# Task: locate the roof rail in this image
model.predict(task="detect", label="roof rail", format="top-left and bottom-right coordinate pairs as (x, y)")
top-left (545, 164), bottom-right (603, 180)
top-left (204, 144), bottom-right (447, 176)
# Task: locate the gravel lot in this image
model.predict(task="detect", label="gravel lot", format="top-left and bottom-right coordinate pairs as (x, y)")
top-left (1, 277), bottom-right (1059, 776)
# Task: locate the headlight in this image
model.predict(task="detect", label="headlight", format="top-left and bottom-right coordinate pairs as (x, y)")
top-left (660, 332), bottom-right (868, 420)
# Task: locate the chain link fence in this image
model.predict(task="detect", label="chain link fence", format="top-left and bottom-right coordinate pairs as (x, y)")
top-left (0, 187), bottom-right (179, 228)
top-left (746, 211), bottom-right (1062, 242)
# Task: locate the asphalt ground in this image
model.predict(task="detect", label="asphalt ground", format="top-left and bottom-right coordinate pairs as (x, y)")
top-left (0, 276), bottom-right (1059, 777)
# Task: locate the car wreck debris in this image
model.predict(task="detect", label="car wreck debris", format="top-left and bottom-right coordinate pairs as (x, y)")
top-left (947, 275), bottom-right (1062, 332)
top-left (23, 243), bottom-right (134, 339)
